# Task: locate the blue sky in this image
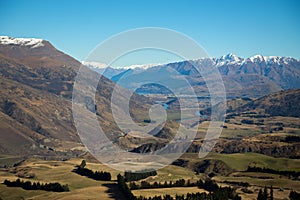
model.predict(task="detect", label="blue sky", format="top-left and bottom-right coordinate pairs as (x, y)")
top-left (1, 0), bottom-right (300, 66)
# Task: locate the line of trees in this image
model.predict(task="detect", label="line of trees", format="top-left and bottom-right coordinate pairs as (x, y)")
top-left (247, 166), bottom-right (300, 179)
top-left (3, 179), bottom-right (69, 192)
top-left (124, 169), bottom-right (157, 182)
top-left (130, 179), bottom-right (194, 190)
top-left (73, 160), bottom-right (111, 181)
top-left (117, 174), bottom-right (241, 200)
top-left (130, 178), bottom-right (237, 195)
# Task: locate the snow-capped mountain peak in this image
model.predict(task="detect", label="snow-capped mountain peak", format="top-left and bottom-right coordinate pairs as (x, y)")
top-left (0, 36), bottom-right (44, 48)
top-left (249, 54), bottom-right (265, 63)
top-left (215, 53), bottom-right (243, 66)
top-left (222, 53), bottom-right (241, 61)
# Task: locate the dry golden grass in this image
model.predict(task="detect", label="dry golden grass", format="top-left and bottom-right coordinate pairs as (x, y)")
top-left (0, 158), bottom-right (202, 200)
top-left (214, 175), bottom-right (300, 192)
top-left (0, 154), bottom-right (299, 200)
top-left (0, 158), bottom-right (121, 200)
top-left (236, 185), bottom-right (292, 200)
top-left (132, 187), bottom-right (207, 198)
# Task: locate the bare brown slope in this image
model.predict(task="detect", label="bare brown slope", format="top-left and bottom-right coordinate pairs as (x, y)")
top-left (237, 89), bottom-right (300, 117)
top-left (0, 39), bottom-right (152, 158)
top-left (0, 76), bottom-right (81, 157)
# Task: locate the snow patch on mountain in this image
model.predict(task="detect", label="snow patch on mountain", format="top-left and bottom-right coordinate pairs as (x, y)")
top-left (0, 36), bottom-right (44, 48)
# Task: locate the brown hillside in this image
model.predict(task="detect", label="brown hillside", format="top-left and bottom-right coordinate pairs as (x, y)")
top-left (237, 89), bottom-right (300, 117)
top-left (0, 38), bottom-right (153, 159)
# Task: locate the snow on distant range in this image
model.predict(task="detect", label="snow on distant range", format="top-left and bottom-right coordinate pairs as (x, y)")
top-left (0, 36), bottom-right (44, 48)
top-left (214, 53), bottom-right (298, 66)
top-left (117, 63), bottom-right (162, 70)
top-left (84, 53), bottom-right (298, 72)
top-left (82, 61), bottom-right (162, 70)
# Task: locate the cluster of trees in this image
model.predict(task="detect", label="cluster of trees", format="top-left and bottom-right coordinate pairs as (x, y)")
top-left (247, 166), bottom-right (300, 179)
top-left (73, 160), bottom-right (111, 181)
top-left (289, 190), bottom-right (300, 200)
top-left (197, 179), bottom-right (241, 200)
top-left (197, 179), bottom-right (219, 191)
top-left (130, 179), bottom-right (194, 190)
top-left (118, 174), bottom-right (241, 200)
top-left (284, 135), bottom-right (300, 143)
top-left (74, 167), bottom-right (111, 181)
top-left (124, 169), bottom-right (157, 182)
top-left (3, 179), bottom-right (69, 192)
top-left (241, 119), bottom-right (254, 124)
top-left (257, 186), bottom-right (273, 200)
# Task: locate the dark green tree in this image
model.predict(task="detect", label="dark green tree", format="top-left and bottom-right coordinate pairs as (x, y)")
top-left (270, 185), bottom-right (273, 200)
top-left (263, 186), bottom-right (268, 200)
top-left (79, 160), bottom-right (86, 169)
top-left (257, 189), bottom-right (264, 200)
top-left (289, 190), bottom-right (300, 200)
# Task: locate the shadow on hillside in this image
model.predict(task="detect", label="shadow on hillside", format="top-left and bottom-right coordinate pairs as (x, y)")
top-left (103, 183), bottom-right (127, 200)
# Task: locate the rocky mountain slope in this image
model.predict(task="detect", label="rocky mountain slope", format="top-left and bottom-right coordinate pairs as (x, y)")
top-left (0, 36), bottom-right (152, 159)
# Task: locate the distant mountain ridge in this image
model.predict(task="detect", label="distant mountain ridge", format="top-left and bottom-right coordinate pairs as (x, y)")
top-left (87, 53), bottom-right (300, 75)
top-left (88, 53), bottom-right (300, 98)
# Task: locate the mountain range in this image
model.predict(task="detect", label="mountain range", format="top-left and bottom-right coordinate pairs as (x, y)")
top-left (87, 53), bottom-right (300, 98)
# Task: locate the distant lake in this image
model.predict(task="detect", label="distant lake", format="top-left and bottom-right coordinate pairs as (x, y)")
top-left (155, 101), bottom-right (169, 110)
